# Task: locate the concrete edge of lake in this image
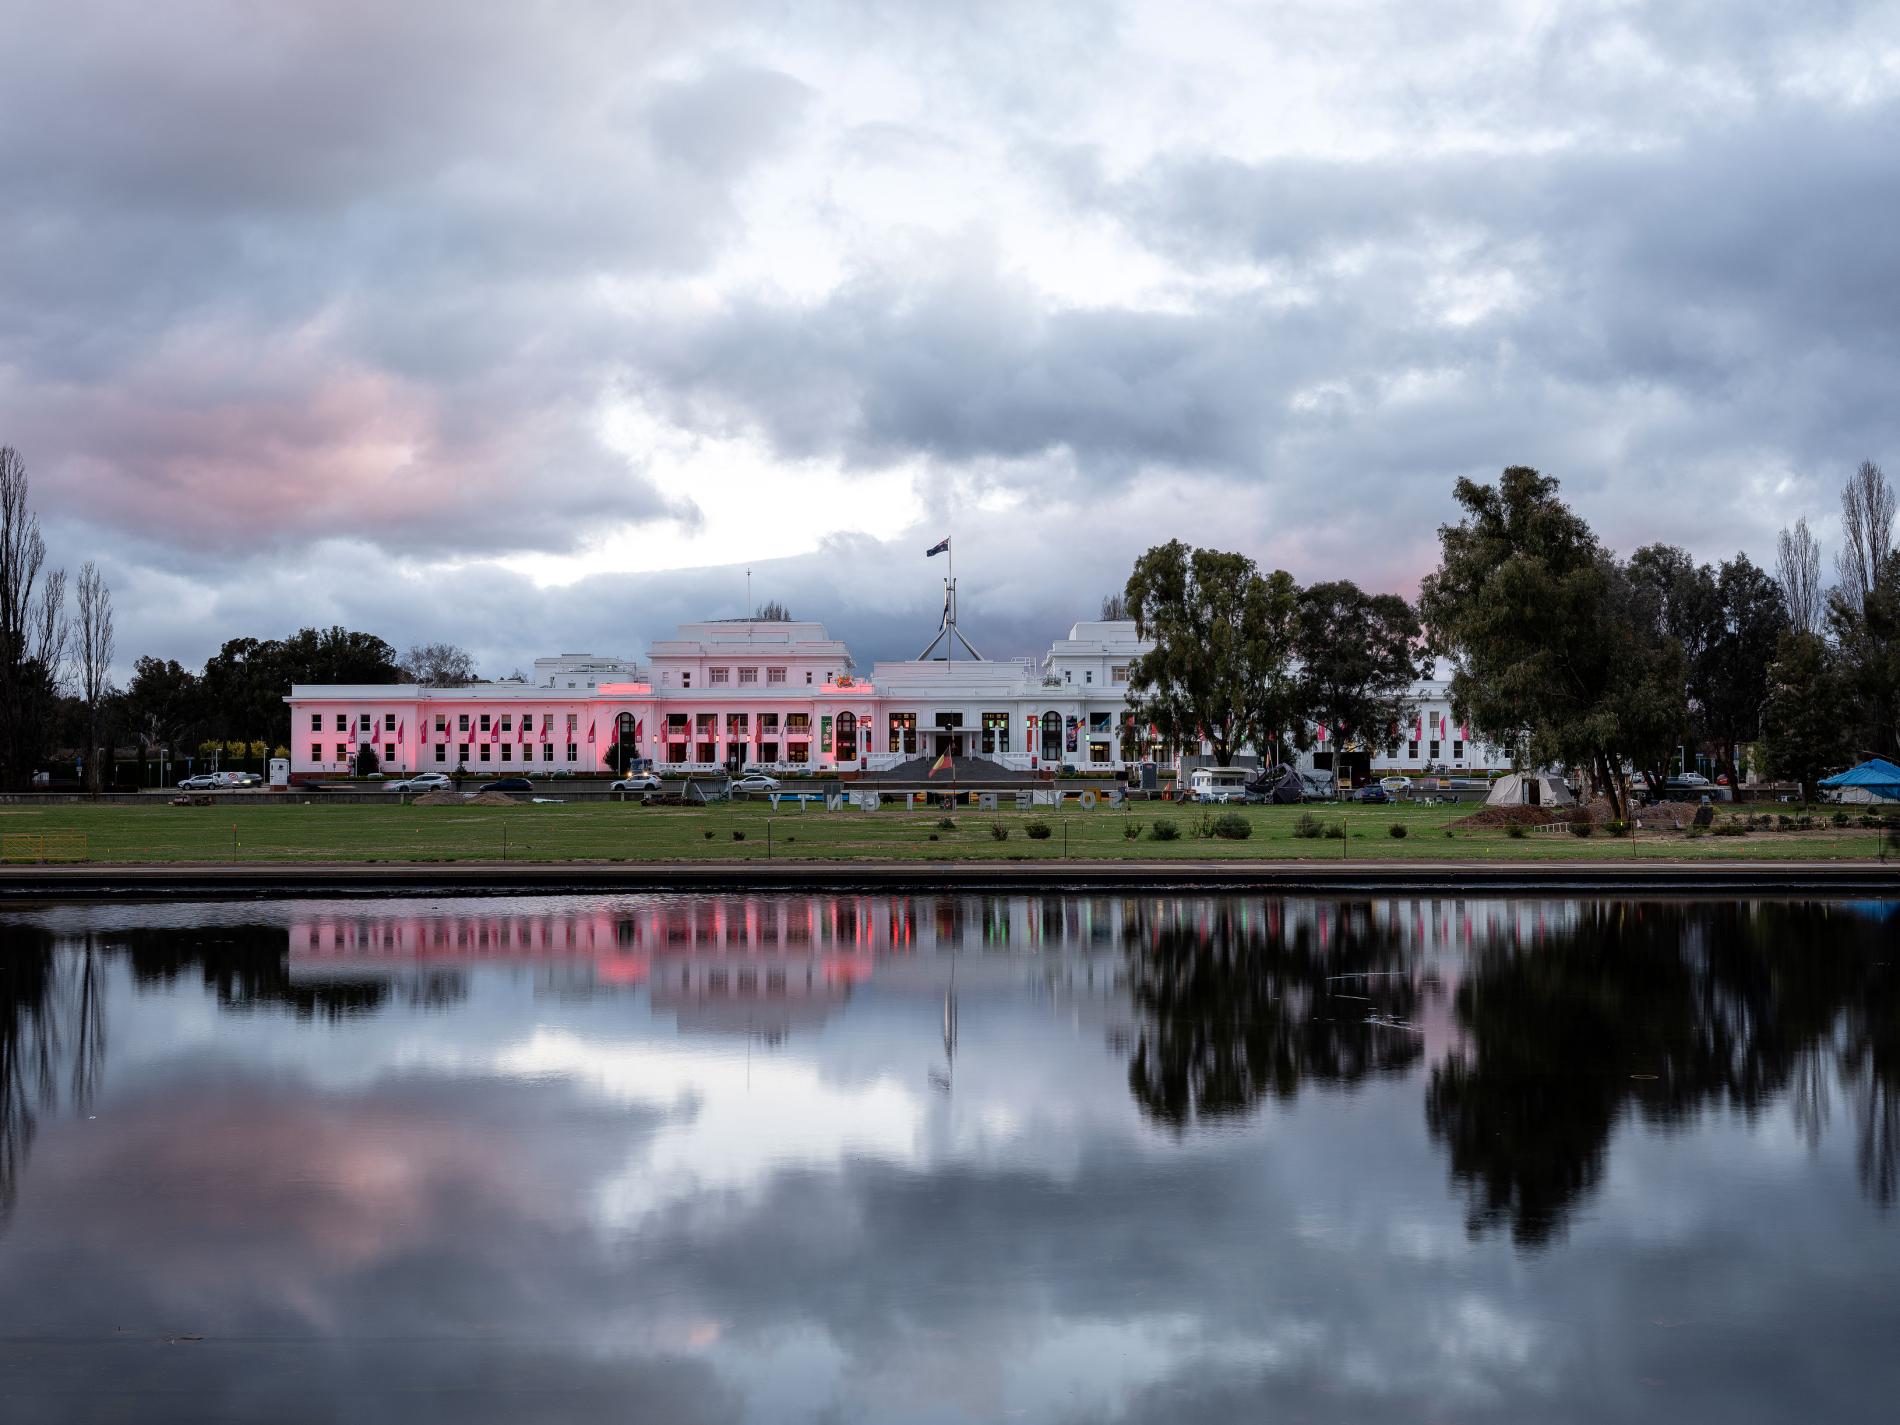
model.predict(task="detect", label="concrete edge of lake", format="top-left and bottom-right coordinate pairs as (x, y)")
top-left (3, 859), bottom-right (1898, 899)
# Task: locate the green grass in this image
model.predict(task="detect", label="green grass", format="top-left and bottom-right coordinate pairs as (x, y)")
top-left (2, 800), bottom-right (1893, 864)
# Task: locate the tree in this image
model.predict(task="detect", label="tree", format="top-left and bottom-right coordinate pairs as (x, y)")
top-left (1099, 592), bottom-right (1129, 620)
top-left (1836, 460), bottom-right (1896, 618)
top-left (1697, 554), bottom-right (1789, 779)
top-left (1777, 517), bottom-right (1825, 636)
top-left (75, 561), bottom-right (114, 795)
top-left (398, 642), bottom-right (478, 687)
top-left (1762, 630), bottom-right (1849, 801)
top-left (1418, 467), bottom-right (1661, 819)
top-left (756, 600), bottom-right (793, 621)
top-left (125, 656), bottom-right (203, 759)
top-left (1290, 580), bottom-right (1423, 757)
top-left (1827, 548), bottom-right (1900, 761)
top-left (0, 448), bottom-right (67, 790)
top-left (1123, 542), bottom-right (1301, 767)
top-left (201, 626), bottom-right (398, 746)
top-left (354, 742), bottom-right (381, 777)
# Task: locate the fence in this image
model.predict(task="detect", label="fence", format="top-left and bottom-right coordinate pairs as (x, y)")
top-left (1, 831), bottom-right (89, 864)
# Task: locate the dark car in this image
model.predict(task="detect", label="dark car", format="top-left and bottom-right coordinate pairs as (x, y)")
top-left (1353, 784), bottom-right (1391, 804)
top-left (477, 777), bottom-right (533, 793)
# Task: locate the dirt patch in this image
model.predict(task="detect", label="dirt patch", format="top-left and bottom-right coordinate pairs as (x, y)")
top-left (1452, 804), bottom-right (1560, 830)
top-left (412, 790), bottom-right (520, 807)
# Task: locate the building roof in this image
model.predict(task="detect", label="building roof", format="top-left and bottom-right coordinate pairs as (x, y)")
top-left (1819, 758), bottom-right (1900, 789)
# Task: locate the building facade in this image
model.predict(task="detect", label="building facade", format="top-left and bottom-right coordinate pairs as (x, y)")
top-left (284, 616), bottom-right (1508, 780)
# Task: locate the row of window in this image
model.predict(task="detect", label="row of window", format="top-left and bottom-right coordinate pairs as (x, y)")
top-left (1406, 740), bottom-right (1466, 760)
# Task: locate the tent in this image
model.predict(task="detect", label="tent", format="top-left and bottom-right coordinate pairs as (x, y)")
top-left (1484, 771), bottom-right (1576, 809)
top-left (1818, 758), bottom-right (1900, 804)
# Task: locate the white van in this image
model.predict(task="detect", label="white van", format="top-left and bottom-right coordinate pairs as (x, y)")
top-left (1189, 767), bottom-right (1253, 803)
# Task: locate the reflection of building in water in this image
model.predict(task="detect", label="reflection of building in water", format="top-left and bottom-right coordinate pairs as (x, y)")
top-left (287, 896), bottom-right (1139, 1041)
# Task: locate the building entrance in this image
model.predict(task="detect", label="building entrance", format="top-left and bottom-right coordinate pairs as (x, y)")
top-left (934, 732), bottom-right (965, 758)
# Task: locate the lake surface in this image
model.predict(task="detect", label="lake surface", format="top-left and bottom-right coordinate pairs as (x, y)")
top-left (2, 893), bottom-right (1897, 1424)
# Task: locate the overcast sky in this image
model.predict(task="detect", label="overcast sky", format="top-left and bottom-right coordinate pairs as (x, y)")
top-left (5, 0), bottom-right (1897, 677)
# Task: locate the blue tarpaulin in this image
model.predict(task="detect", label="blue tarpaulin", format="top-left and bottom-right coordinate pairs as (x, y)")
top-left (1818, 758), bottom-right (1900, 802)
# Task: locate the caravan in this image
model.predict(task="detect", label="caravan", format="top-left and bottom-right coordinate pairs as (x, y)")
top-left (1188, 767), bottom-right (1254, 803)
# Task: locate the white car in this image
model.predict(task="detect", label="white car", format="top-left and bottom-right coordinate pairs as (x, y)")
top-left (389, 772), bottom-right (453, 792)
top-left (729, 772), bottom-right (781, 795)
top-left (610, 774), bottom-right (663, 792)
top-left (216, 770), bottom-right (262, 788)
top-left (1379, 776), bottom-right (1411, 796)
top-left (177, 773), bottom-right (221, 790)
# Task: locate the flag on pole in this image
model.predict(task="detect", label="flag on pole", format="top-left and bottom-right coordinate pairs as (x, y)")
top-left (926, 536), bottom-right (950, 557)
top-left (587, 720), bottom-right (596, 745)
top-left (928, 749), bottom-right (953, 776)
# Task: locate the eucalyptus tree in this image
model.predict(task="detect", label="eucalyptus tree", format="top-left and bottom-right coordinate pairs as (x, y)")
top-left (1290, 580), bottom-right (1425, 757)
top-left (1123, 541), bottom-right (1301, 767)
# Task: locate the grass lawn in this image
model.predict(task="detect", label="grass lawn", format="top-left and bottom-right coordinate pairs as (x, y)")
top-left (2, 799), bottom-right (1895, 864)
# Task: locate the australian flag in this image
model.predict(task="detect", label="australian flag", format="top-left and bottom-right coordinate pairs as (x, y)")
top-left (926, 536), bottom-right (950, 557)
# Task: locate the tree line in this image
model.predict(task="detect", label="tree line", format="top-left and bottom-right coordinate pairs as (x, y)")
top-left (1122, 462), bottom-right (1898, 812)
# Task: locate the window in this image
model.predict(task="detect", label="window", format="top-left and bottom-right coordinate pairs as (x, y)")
top-left (458, 742), bottom-right (470, 763)
top-left (1089, 711), bottom-right (1111, 732)
top-left (696, 713), bottom-right (716, 736)
top-left (543, 743), bottom-right (554, 761)
top-left (805, 671), bottom-right (813, 685)
top-left (709, 667), bottom-right (729, 685)
top-left (889, 713), bottom-right (917, 754)
top-left (480, 714), bottom-right (491, 733)
top-left (1111, 665), bottom-right (1129, 684)
top-left (480, 744), bottom-right (491, 762)
top-left (309, 743), bottom-right (320, 762)
top-left (982, 712), bottom-right (1010, 754)
top-left (566, 713), bottom-right (578, 733)
top-left (786, 713), bottom-right (810, 733)
top-left (336, 743), bottom-right (347, 762)
top-left (836, 710), bottom-right (858, 761)
top-left (1064, 670), bottom-right (1072, 683)
top-left (787, 741), bottom-right (810, 764)
top-left (1408, 740), bottom-right (1419, 759)
top-left (1428, 740), bottom-right (1440, 760)
top-left (458, 714), bottom-right (470, 732)
top-left (434, 715), bottom-right (446, 733)
top-left (1085, 671), bottom-right (1093, 684)
top-left (435, 745), bottom-right (446, 763)
top-left (500, 715), bottom-right (512, 732)
top-left (309, 713), bottom-right (321, 731)
top-left (726, 713), bottom-right (749, 736)
top-left (682, 672), bottom-right (691, 688)
top-left (760, 712), bottom-right (779, 733)
top-left (384, 713), bottom-right (396, 731)
top-left (566, 742), bottom-right (578, 761)
top-left (768, 667), bottom-right (786, 684)
top-left (500, 744), bottom-right (511, 762)
top-left (1040, 711), bottom-right (1062, 762)
top-left (385, 743), bottom-right (395, 762)
top-left (1452, 739), bottom-right (1464, 759)
top-left (738, 667), bottom-right (758, 684)
top-left (360, 713), bottom-right (372, 730)
top-left (335, 714), bottom-right (347, 732)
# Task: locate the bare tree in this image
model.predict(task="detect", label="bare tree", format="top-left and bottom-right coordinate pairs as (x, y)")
top-left (756, 599), bottom-right (793, 621)
top-left (0, 448), bottom-right (68, 789)
top-left (76, 561), bottom-right (115, 794)
top-left (398, 641), bottom-right (478, 687)
top-left (1100, 592), bottom-right (1129, 620)
top-left (1836, 460), bottom-right (1896, 616)
top-left (1777, 516), bottom-right (1825, 636)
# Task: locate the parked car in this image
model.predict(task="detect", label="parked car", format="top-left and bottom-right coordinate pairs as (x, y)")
top-left (729, 773), bottom-right (781, 795)
top-left (1379, 776), bottom-right (1411, 796)
top-left (477, 777), bottom-right (533, 793)
top-left (177, 773), bottom-right (221, 790)
top-left (1354, 784), bottom-right (1391, 804)
top-left (611, 773), bottom-right (663, 792)
top-left (216, 771), bottom-right (262, 788)
top-left (389, 772), bottom-right (453, 792)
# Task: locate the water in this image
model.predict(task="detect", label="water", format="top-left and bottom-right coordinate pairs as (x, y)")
top-left (2, 894), bottom-right (1896, 1424)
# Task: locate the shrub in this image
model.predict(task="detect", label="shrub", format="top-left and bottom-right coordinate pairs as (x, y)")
top-left (703, 830), bottom-right (714, 840)
top-left (1506, 822), bottom-right (1527, 839)
top-left (1292, 812), bottom-right (1325, 839)
top-left (1605, 819), bottom-right (1629, 837)
top-left (1212, 813), bottom-right (1251, 840)
top-left (1712, 821), bottom-right (1746, 836)
top-left (1568, 819), bottom-right (1593, 838)
top-left (1025, 821), bottom-right (1053, 840)
top-left (1388, 822), bottom-right (1407, 839)
top-left (1832, 809), bottom-right (1850, 827)
top-left (1122, 821), bottom-right (1143, 840)
top-left (928, 833), bottom-right (939, 841)
top-left (936, 816), bottom-right (957, 830)
top-left (1323, 821), bottom-right (1347, 840)
top-left (990, 823), bottom-right (1009, 841)
top-left (731, 830), bottom-right (746, 841)
top-left (1150, 821), bottom-right (1181, 841)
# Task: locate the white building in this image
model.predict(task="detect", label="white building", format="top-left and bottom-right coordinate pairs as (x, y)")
top-left (284, 615), bottom-right (1505, 782)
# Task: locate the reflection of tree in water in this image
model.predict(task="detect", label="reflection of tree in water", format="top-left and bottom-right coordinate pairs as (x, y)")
top-left (1123, 900), bottom-right (1424, 1128)
top-left (1, 927), bottom-right (106, 1227)
top-left (1427, 902), bottom-right (1900, 1247)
